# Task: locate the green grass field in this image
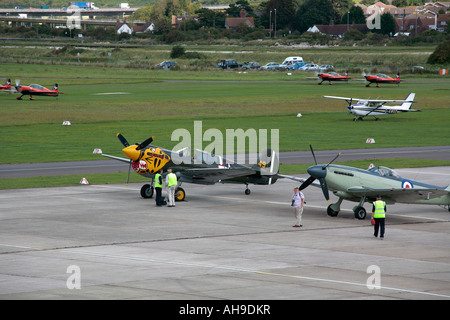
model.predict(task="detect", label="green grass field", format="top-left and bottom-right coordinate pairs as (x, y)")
top-left (1, 59), bottom-right (450, 188)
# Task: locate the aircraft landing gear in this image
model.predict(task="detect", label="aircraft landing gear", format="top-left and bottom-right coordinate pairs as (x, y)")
top-left (141, 184), bottom-right (185, 201)
top-left (140, 184), bottom-right (154, 198)
top-left (327, 198), bottom-right (343, 217)
top-left (353, 196), bottom-right (367, 220)
top-left (245, 184), bottom-right (251, 195)
top-left (353, 206), bottom-right (367, 220)
top-left (175, 187), bottom-right (185, 201)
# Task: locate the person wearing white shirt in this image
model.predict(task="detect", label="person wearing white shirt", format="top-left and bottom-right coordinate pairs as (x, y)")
top-left (292, 187), bottom-right (305, 227)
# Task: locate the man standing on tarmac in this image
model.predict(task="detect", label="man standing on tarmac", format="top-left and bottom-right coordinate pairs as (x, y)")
top-left (292, 187), bottom-right (305, 228)
top-left (372, 195), bottom-right (387, 239)
top-left (154, 169), bottom-right (163, 207)
top-left (166, 169), bottom-right (178, 207)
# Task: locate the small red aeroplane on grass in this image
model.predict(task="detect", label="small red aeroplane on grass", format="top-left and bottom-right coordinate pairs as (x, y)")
top-left (15, 82), bottom-right (65, 100)
top-left (0, 79), bottom-right (13, 92)
top-left (363, 72), bottom-right (405, 87)
top-left (317, 71), bottom-right (350, 85)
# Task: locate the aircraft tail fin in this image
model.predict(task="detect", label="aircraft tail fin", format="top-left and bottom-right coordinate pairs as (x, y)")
top-left (399, 93), bottom-right (415, 110)
top-left (252, 149), bottom-right (279, 180)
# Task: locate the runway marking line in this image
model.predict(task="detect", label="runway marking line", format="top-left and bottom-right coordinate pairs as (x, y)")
top-left (1, 243), bottom-right (449, 299)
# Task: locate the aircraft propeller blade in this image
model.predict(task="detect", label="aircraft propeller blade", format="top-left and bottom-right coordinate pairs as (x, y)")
top-left (309, 143), bottom-right (318, 165)
top-left (136, 136), bottom-right (154, 150)
top-left (117, 133), bottom-right (130, 147)
top-left (319, 178), bottom-right (329, 201)
top-left (301, 144), bottom-right (339, 202)
top-left (299, 176), bottom-right (315, 190)
top-left (323, 152), bottom-right (341, 169)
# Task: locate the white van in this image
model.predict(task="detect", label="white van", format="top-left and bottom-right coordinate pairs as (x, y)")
top-left (281, 56), bottom-right (303, 65)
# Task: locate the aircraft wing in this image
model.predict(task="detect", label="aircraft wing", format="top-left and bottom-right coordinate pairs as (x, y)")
top-left (277, 174), bottom-right (306, 184)
top-left (347, 187), bottom-right (448, 203)
top-left (181, 167), bottom-right (257, 183)
top-left (324, 96), bottom-right (411, 104)
top-left (277, 174), bottom-right (321, 187)
top-left (101, 153), bottom-right (132, 164)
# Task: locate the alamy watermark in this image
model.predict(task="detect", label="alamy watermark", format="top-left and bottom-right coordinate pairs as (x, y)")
top-left (366, 265), bottom-right (381, 290)
top-left (66, 265), bottom-right (81, 289)
top-left (171, 121), bottom-right (279, 171)
top-left (66, 5), bottom-right (81, 30)
top-left (366, 6), bottom-right (382, 30)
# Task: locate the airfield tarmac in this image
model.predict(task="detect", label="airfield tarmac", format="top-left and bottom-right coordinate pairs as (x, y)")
top-left (0, 167), bottom-right (449, 301)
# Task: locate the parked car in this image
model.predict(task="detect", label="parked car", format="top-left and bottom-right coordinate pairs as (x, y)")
top-left (299, 63), bottom-right (320, 72)
top-left (241, 62), bottom-right (260, 70)
top-left (319, 64), bottom-right (334, 71)
top-left (261, 62), bottom-right (281, 70)
top-left (279, 63), bottom-right (295, 70)
top-left (157, 61), bottom-right (177, 69)
top-left (218, 59), bottom-right (240, 69)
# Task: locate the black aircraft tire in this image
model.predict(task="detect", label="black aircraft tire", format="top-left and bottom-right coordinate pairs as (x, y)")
top-left (140, 184), bottom-right (154, 198)
top-left (327, 205), bottom-right (339, 217)
top-left (175, 187), bottom-right (185, 201)
top-left (354, 206), bottom-right (367, 220)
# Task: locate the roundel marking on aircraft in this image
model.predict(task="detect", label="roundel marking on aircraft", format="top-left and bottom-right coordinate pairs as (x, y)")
top-left (402, 180), bottom-right (414, 189)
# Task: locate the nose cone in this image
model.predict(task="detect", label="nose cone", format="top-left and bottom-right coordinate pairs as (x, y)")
top-left (307, 165), bottom-right (327, 179)
top-left (122, 146), bottom-right (141, 161)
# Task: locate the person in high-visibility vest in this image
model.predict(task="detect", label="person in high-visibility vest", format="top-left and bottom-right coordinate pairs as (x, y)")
top-left (165, 168), bottom-right (178, 207)
top-left (372, 195), bottom-right (387, 239)
top-left (154, 169), bottom-right (163, 207)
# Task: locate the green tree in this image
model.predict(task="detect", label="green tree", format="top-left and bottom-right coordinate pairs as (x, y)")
top-left (262, 0), bottom-right (297, 31)
top-left (196, 8), bottom-right (225, 28)
top-left (293, 0), bottom-right (335, 33)
top-left (170, 45), bottom-right (185, 58)
top-left (427, 40), bottom-right (450, 64)
top-left (373, 12), bottom-right (396, 36)
top-left (347, 5), bottom-right (366, 25)
top-left (392, 0), bottom-right (408, 6)
top-left (331, 0), bottom-right (352, 24)
top-left (226, 0), bottom-right (253, 17)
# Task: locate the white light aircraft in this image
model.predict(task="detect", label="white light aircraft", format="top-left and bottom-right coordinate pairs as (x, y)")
top-left (324, 93), bottom-right (420, 121)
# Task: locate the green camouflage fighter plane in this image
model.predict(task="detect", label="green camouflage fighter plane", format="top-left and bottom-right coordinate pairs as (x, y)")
top-left (291, 145), bottom-right (450, 220)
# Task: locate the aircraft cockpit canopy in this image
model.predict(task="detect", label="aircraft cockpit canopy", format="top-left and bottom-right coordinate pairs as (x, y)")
top-left (29, 84), bottom-right (44, 90)
top-left (368, 166), bottom-right (402, 179)
top-left (176, 147), bottom-right (224, 165)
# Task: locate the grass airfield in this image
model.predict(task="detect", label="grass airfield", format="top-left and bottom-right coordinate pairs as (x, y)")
top-left (1, 61), bottom-right (449, 187)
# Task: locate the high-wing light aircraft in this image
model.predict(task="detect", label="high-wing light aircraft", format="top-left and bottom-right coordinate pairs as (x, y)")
top-left (101, 133), bottom-right (281, 201)
top-left (317, 71), bottom-right (350, 85)
top-left (363, 72), bottom-right (404, 87)
top-left (293, 144), bottom-right (450, 220)
top-left (324, 93), bottom-right (419, 121)
top-left (15, 82), bottom-right (64, 100)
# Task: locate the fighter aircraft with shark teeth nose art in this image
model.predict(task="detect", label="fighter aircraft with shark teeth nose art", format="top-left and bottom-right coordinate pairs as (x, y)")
top-left (288, 144), bottom-right (450, 220)
top-left (100, 133), bottom-right (288, 201)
